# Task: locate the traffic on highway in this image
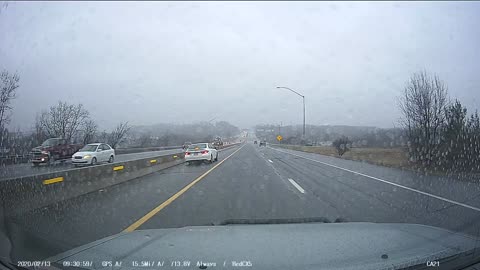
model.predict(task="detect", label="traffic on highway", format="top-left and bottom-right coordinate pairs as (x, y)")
top-left (1, 1), bottom-right (480, 270)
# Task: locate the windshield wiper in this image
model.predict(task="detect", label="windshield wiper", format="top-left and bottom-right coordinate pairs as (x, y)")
top-left (214, 217), bottom-right (347, 226)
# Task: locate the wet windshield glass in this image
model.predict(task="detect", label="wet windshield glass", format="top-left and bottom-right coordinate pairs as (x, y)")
top-left (41, 139), bottom-right (59, 147)
top-left (0, 1), bottom-right (479, 268)
top-left (188, 144), bottom-right (207, 150)
top-left (79, 145), bottom-right (98, 152)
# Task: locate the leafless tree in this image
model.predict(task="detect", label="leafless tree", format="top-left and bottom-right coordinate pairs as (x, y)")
top-left (138, 132), bottom-right (152, 148)
top-left (97, 130), bottom-right (109, 143)
top-left (108, 121), bottom-right (131, 148)
top-left (37, 101), bottom-right (90, 142)
top-left (82, 119), bottom-right (97, 145)
top-left (32, 115), bottom-right (48, 145)
top-left (398, 71), bottom-right (448, 167)
top-left (332, 136), bottom-right (351, 156)
top-left (0, 70), bottom-right (19, 131)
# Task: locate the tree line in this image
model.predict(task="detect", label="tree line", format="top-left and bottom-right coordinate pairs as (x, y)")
top-left (1, 99), bottom-right (131, 156)
top-left (0, 69), bottom-right (131, 156)
top-left (0, 69), bottom-right (240, 156)
top-left (130, 121), bottom-right (240, 148)
top-left (399, 71), bottom-right (480, 173)
top-left (34, 102), bottom-right (131, 149)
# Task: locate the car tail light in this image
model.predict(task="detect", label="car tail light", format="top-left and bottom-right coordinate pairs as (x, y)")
top-left (185, 152), bottom-right (190, 156)
top-left (201, 150), bottom-right (209, 154)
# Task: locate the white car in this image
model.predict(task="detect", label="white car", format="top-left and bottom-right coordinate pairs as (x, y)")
top-left (184, 143), bottom-right (218, 164)
top-left (72, 143), bottom-right (115, 166)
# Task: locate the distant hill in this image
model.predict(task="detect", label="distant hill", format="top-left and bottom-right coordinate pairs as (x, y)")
top-left (126, 121), bottom-right (241, 147)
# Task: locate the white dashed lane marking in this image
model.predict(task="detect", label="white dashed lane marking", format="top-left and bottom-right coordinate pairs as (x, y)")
top-left (288, 178), bottom-right (306, 194)
top-left (270, 147), bottom-right (480, 212)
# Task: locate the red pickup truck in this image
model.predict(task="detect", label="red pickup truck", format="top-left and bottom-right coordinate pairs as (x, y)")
top-left (30, 138), bottom-right (82, 166)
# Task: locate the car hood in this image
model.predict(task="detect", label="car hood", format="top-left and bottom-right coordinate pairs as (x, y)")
top-left (47, 222), bottom-right (479, 270)
top-left (31, 146), bottom-right (49, 152)
top-left (73, 151), bottom-right (95, 156)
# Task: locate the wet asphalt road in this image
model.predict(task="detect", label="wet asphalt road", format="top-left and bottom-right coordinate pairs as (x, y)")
top-left (4, 142), bottom-right (480, 261)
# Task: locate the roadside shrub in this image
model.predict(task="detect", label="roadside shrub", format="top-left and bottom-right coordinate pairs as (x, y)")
top-left (333, 136), bottom-right (351, 156)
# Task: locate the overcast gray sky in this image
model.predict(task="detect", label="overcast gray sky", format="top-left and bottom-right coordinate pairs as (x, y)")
top-left (1, 1), bottom-right (479, 131)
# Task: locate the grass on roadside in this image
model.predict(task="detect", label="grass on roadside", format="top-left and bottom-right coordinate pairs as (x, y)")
top-left (273, 144), bottom-right (480, 182)
top-left (274, 144), bottom-right (410, 169)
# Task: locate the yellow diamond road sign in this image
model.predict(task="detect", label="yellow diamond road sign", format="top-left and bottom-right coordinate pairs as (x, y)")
top-left (277, 135), bottom-right (283, 141)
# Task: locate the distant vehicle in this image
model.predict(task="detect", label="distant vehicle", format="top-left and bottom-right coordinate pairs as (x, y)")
top-left (72, 143), bottom-right (115, 166)
top-left (185, 143), bottom-right (218, 164)
top-left (182, 142), bottom-right (192, 150)
top-left (259, 140), bottom-right (267, 147)
top-left (30, 138), bottom-right (82, 166)
top-left (254, 140), bottom-right (258, 144)
top-left (212, 136), bottom-right (223, 149)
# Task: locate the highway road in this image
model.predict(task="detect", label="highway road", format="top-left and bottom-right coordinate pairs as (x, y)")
top-left (0, 148), bottom-right (183, 180)
top-left (4, 142), bottom-right (480, 261)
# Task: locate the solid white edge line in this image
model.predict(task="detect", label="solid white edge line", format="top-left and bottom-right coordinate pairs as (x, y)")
top-left (270, 147), bottom-right (480, 212)
top-left (288, 178), bottom-right (305, 194)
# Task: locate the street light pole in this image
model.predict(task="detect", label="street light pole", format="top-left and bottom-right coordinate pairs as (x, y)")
top-left (302, 96), bottom-right (305, 140)
top-left (277, 86), bottom-right (306, 142)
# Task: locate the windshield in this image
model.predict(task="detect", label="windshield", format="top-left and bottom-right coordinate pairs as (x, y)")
top-left (1, 1), bottom-right (479, 269)
top-left (79, 145), bottom-right (98, 152)
top-left (188, 143), bottom-right (207, 150)
top-left (41, 138), bottom-right (59, 147)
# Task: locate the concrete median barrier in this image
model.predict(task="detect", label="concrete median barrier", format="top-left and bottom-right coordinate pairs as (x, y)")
top-left (0, 143), bottom-right (243, 217)
top-left (0, 151), bottom-right (185, 217)
top-left (115, 146), bottom-right (182, 155)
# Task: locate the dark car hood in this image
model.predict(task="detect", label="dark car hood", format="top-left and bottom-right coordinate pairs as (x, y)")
top-left (31, 146), bottom-right (48, 151)
top-left (48, 222), bottom-right (479, 270)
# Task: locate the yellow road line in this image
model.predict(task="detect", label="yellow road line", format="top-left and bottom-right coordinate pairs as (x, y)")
top-left (113, 165), bottom-right (124, 171)
top-left (173, 155), bottom-right (178, 159)
top-left (43, 177), bottom-right (64, 185)
top-left (150, 159), bottom-right (157, 163)
top-left (123, 144), bottom-right (245, 232)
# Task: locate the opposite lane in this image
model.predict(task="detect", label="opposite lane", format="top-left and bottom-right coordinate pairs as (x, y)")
top-left (0, 148), bottom-right (183, 180)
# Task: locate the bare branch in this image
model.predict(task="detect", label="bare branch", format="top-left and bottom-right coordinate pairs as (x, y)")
top-left (108, 122), bottom-right (131, 148)
top-left (398, 71), bottom-right (449, 167)
top-left (36, 101), bottom-right (90, 142)
top-left (0, 70), bottom-right (20, 130)
top-left (82, 119), bottom-right (98, 144)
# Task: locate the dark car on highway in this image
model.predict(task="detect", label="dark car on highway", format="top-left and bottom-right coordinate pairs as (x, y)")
top-left (30, 138), bottom-right (82, 166)
top-left (259, 140), bottom-right (267, 147)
